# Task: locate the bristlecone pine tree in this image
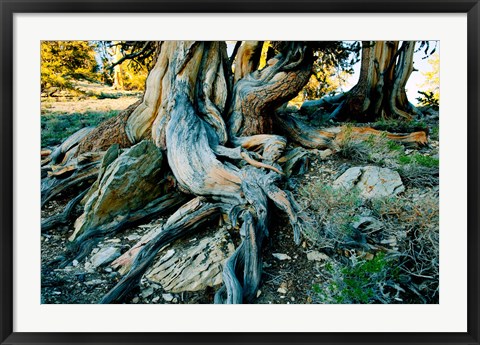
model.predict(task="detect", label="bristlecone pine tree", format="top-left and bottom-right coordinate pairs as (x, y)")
top-left (41, 41), bottom-right (428, 304)
top-left (329, 41), bottom-right (420, 121)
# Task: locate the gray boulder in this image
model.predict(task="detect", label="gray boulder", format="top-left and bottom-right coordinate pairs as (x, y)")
top-left (333, 166), bottom-right (404, 199)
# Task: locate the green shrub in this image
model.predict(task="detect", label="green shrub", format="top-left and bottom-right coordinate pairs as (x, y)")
top-left (338, 130), bottom-right (404, 167)
top-left (397, 154), bottom-right (439, 168)
top-left (297, 182), bottom-right (363, 246)
top-left (370, 119), bottom-right (428, 134)
top-left (312, 253), bottom-right (402, 304)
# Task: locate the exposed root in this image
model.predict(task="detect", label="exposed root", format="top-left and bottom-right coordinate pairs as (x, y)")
top-left (41, 188), bottom-right (89, 233)
top-left (41, 161), bottom-right (100, 207)
top-left (277, 112), bottom-right (428, 150)
top-left (100, 197), bottom-right (223, 303)
top-left (61, 192), bottom-right (187, 268)
top-left (240, 151), bottom-right (284, 175)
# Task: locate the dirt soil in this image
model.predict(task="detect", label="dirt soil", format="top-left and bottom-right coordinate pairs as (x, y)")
top-left (41, 81), bottom-right (141, 115)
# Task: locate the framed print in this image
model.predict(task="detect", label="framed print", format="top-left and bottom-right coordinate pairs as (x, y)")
top-left (1, 1), bottom-right (479, 344)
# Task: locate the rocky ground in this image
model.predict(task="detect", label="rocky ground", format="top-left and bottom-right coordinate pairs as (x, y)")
top-left (41, 85), bottom-right (439, 305)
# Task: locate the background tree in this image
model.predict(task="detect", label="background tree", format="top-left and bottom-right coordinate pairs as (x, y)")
top-left (41, 41), bottom-right (99, 92)
top-left (290, 41), bottom-right (360, 107)
top-left (322, 41), bottom-right (422, 122)
top-left (417, 52), bottom-right (440, 110)
top-left (96, 41), bottom-right (159, 91)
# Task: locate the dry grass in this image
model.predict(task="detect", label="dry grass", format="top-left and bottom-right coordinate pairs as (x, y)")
top-left (297, 177), bottom-right (439, 303)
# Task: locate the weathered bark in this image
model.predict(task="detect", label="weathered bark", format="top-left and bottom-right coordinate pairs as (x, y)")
top-left (332, 41), bottom-right (420, 121)
top-left (41, 189), bottom-right (89, 233)
top-left (76, 101), bottom-right (139, 155)
top-left (228, 42), bottom-right (313, 137)
top-left (276, 112), bottom-right (428, 150)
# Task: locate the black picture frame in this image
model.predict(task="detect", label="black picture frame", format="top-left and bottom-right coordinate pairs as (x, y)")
top-left (1, 1), bottom-right (479, 344)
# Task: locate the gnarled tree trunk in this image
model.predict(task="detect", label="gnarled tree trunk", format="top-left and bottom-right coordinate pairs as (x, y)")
top-left (331, 41), bottom-right (420, 122)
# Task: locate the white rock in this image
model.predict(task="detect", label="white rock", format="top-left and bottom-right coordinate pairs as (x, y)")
top-left (319, 149), bottom-right (333, 160)
top-left (85, 279), bottom-right (105, 286)
top-left (306, 251), bottom-right (330, 262)
top-left (141, 287), bottom-right (154, 298)
top-left (89, 246), bottom-right (121, 268)
top-left (126, 234), bottom-right (141, 241)
top-left (277, 287), bottom-right (288, 294)
top-left (272, 253), bottom-right (291, 261)
top-left (162, 293), bottom-right (174, 302)
top-left (72, 260), bottom-right (79, 267)
top-left (333, 166), bottom-right (404, 199)
top-left (152, 296), bottom-right (160, 303)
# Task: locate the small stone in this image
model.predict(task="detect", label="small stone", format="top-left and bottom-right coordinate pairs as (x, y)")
top-left (89, 246), bottom-right (121, 268)
top-left (85, 279), bottom-right (105, 286)
top-left (104, 267), bottom-right (113, 273)
top-left (172, 298), bottom-right (178, 303)
top-left (306, 251), bottom-right (329, 262)
top-left (364, 252), bottom-right (374, 261)
top-left (141, 287), bottom-right (154, 298)
top-left (319, 149), bottom-right (333, 160)
top-left (256, 290), bottom-right (262, 298)
top-left (277, 287), bottom-right (288, 294)
top-left (152, 296), bottom-right (160, 303)
top-left (132, 297), bottom-right (140, 304)
top-left (72, 260), bottom-right (79, 267)
top-left (138, 224), bottom-right (155, 229)
top-left (126, 234), bottom-right (140, 241)
top-left (162, 293), bottom-right (174, 302)
top-left (106, 238), bottom-right (121, 243)
top-left (53, 291), bottom-right (61, 295)
top-left (291, 297), bottom-right (295, 301)
top-left (272, 253), bottom-right (291, 261)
